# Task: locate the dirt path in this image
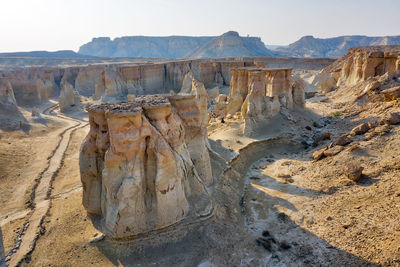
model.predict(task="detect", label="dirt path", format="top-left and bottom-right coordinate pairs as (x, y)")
top-left (4, 106), bottom-right (85, 267)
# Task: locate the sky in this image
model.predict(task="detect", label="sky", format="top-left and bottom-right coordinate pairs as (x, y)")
top-left (0, 0), bottom-right (399, 52)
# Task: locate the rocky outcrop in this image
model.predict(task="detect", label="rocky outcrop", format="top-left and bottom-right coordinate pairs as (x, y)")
top-left (80, 95), bottom-right (213, 238)
top-left (1, 68), bottom-right (60, 105)
top-left (321, 46), bottom-right (400, 90)
top-left (59, 79), bottom-right (80, 112)
top-left (225, 67), bottom-right (304, 135)
top-left (0, 57), bottom-right (332, 108)
top-left (0, 78), bottom-right (17, 108)
top-left (227, 69), bottom-right (249, 114)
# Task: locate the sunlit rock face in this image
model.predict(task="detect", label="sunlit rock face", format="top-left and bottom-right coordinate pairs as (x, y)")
top-left (227, 69), bottom-right (249, 114)
top-left (0, 78), bottom-right (17, 108)
top-left (226, 67), bottom-right (305, 136)
top-left (0, 67), bottom-right (61, 105)
top-left (321, 46), bottom-right (400, 91)
top-left (80, 95), bottom-right (213, 238)
top-left (59, 78), bottom-right (80, 112)
top-left (341, 50), bottom-right (400, 85)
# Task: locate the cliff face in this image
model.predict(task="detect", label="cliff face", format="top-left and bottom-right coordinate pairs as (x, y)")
top-left (320, 46), bottom-right (400, 91)
top-left (80, 95), bottom-right (213, 238)
top-left (277, 35), bottom-right (400, 58)
top-left (0, 68), bottom-right (61, 105)
top-left (78, 31), bottom-right (276, 58)
top-left (225, 67), bottom-right (304, 136)
top-left (0, 57), bottom-right (332, 110)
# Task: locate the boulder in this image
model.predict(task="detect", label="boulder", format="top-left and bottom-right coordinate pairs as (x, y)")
top-left (336, 134), bottom-right (351, 146)
top-left (312, 148), bottom-right (327, 161)
top-left (374, 124), bottom-right (392, 135)
top-left (312, 132), bottom-right (331, 147)
top-left (365, 125), bottom-right (392, 140)
top-left (323, 145), bottom-right (344, 157)
top-left (380, 112), bottom-right (400, 125)
top-left (342, 163), bottom-right (364, 182)
top-left (350, 123), bottom-right (370, 136)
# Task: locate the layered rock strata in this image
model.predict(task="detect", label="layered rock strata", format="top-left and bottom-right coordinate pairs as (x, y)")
top-left (321, 46), bottom-right (400, 91)
top-left (80, 95), bottom-right (213, 238)
top-left (0, 57), bottom-right (332, 108)
top-left (225, 68), bottom-right (304, 135)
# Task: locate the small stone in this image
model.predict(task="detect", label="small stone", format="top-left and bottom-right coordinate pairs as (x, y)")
top-left (374, 125), bottom-right (391, 135)
top-left (350, 123), bottom-right (370, 136)
top-left (323, 145), bottom-right (344, 157)
top-left (346, 143), bottom-right (360, 152)
top-left (342, 163), bottom-right (364, 182)
top-left (336, 134), bottom-right (351, 146)
top-left (380, 112), bottom-right (400, 125)
top-left (342, 222), bottom-right (353, 229)
top-left (279, 240), bottom-right (292, 250)
top-left (90, 234), bottom-right (105, 243)
top-left (312, 132), bottom-right (331, 146)
top-left (262, 230), bottom-right (270, 237)
top-left (312, 147), bottom-right (327, 161)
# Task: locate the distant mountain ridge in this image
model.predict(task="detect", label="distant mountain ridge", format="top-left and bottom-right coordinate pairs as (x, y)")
top-left (3, 33), bottom-right (400, 60)
top-left (0, 50), bottom-right (96, 58)
top-left (276, 35), bottom-right (400, 58)
top-left (78, 31), bottom-right (277, 58)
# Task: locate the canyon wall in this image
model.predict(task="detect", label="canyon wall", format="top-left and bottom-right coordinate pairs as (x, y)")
top-left (321, 46), bottom-right (400, 91)
top-left (0, 57), bottom-right (331, 108)
top-left (80, 95), bottom-right (213, 238)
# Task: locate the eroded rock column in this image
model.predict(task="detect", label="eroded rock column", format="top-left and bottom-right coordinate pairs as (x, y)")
top-left (80, 95), bottom-right (212, 238)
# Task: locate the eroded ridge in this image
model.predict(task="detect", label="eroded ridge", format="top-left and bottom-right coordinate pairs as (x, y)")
top-left (80, 95), bottom-right (213, 239)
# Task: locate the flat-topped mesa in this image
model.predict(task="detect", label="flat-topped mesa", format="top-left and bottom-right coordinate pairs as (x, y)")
top-left (225, 67), bottom-right (304, 136)
top-left (79, 94), bottom-right (213, 239)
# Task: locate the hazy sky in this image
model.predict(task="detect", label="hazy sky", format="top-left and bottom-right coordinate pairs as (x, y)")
top-left (0, 0), bottom-right (399, 52)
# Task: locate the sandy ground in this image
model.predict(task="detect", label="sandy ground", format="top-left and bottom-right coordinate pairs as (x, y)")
top-left (0, 83), bottom-right (399, 266)
top-left (0, 102), bottom-right (70, 255)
